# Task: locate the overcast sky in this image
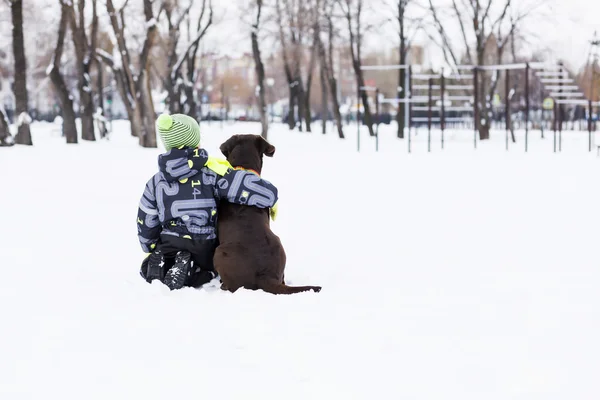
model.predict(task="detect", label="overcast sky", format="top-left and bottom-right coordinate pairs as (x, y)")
top-left (204, 0), bottom-right (600, 73)
top-left (3, 0), bottom-right (599, 74)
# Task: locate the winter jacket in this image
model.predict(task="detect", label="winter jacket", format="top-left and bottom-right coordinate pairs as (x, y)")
top-left (137, 147), bottom-right (278, 253)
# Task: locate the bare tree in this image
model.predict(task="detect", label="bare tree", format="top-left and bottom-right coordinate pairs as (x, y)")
top-left (99, 0), bottom-right (160, 147)
top-left (427, 0), bottom-right (542, 140)
top-left (68, 0), bottom-right (98, 141)
top-left (385, 0), bottom-right (422, 138)
top-left (275, 0), bottom-right (297, 130)
top-left (338, 0), bottom-right (375, 137)
top-left (275, 0), bottom-right (318, 132)
top-left (183, 0), bottom-right (213, 119)
top-left (10, 0), bottom-right (32, 145)
top-left (251, 0), bottom-right (269, 138)
top-left (161, 0), bottom-right (212, 118)
top-left (162, 0), bottom-right (193, 114)
top-left (48, 0), bottom-right (78, 144)
top-left (315, 0), bottom-right (344, 138)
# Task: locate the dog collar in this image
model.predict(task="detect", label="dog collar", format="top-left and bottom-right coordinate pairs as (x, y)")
top-left (233, 166), bottom-right (260, 177)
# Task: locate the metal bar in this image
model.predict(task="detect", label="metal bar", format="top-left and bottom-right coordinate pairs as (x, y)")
top-left (535, 71), bottom-right (570, 77)
top-left (411, 117), bottom-right (472, 122)
top-left (428, 78), bottom-right (432, 152)
top-left (441, 71), bottom-right (445, 150)
top-left (413, 85), bottom-right (441, 90)
top-left (445, 85), bottom-right (473, 90)
top-left (540, 78), bottom-right (574, 84)
top-left (411, 117), bottom-right (441, 121)
top-left (412, 106), bottom-right (473, 111)
top-left (446, 96), bottom-right (473, 101)
top-left (361, 64), bottom-right (409, 71)
top-left (559, 63), bottom-right (563, 152)
top-left (359, 86), bottom-right (377, 91)
top-left (555, 99), bottom-right (600, 105)
top-left (505, 69), bottom-right (510, 151)
top-left (479, 63), bottom-right (528, 71)
top-left (553, 98), bottom-right (557, 153)
top-left (543, 85), bottom-right (580, 91)
top-left (529, 62), bottom-right (563, 70)
top-left (589, 100), bottom-right (593, 152)
top-left (357, 89), bottom-right (360, 152)
top-left (525, 63), bottom-right (530, 153)
top-left (375, 88), bottom-right (379, 152)
top-left (413, 74), bottom-right (441, 80)
top-left (474, 68), bottom-right (478, 149)
top-left (408, 66), bottom-right (412, 154)
top-left (445, 74), bottom-right (474, 80)
top-left (549, 92), bottom-right (584, 98)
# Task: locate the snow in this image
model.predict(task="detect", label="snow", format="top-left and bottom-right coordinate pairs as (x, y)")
top-left (16, 112), bottom-right (32, 127)
top-left (46, 57), bottom-right (55, 76)
top-left (112, 47), bottom-right (123, 70)
top-left (1, 120), bottom-right (599, 399)
top-left (146, 17), bottom-right (157, 29)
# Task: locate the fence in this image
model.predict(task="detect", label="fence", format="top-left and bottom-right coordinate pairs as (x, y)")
top-left (357, 62), bottom-right (600, 153)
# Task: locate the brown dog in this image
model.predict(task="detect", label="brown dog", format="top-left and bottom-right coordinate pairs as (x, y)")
top-left (213, 134), bottom-right (322, 295)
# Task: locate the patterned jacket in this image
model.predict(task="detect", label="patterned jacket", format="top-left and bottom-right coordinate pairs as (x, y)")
top-left (137, 147), bottom-right (278, 253)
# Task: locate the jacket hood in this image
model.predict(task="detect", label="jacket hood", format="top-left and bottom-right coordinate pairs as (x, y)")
top-left (158, 147), bottom-right (209, 182)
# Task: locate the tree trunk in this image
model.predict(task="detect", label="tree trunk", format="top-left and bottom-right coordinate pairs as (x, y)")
top-left (0, 107), bottom-right (13, 146)
top-left (345, 3), bottom-right (374, 137)
top-left (138, 72), bottom-right (157, 148)
top-left (323, 16), bottom-right (344, 139)
top-left (397, 67), bottom-right (406, 138)
top-left (329, 78), bottom-right (344, 139)
top-left (354, 62), bottom-right (375, 136)
top-left (287, 85), bottom-right (296, 130)
top-left (304, 70), bottom-right (314, 133)
top-left (303, 86), bottom-right (312, 132)
top-left (11, 0), bottom-right (32, 145)
top-left (49, 63), bottom-right (78, 144)
top-left (296, 82), bottom-right (304, 132)
top-left (251, 7), bottom-right (268, 139)
top-left (69, 0), bottom-right (97, 142)
top-left (184, 72), bottom-right (196, 118)
top-left (79, 85), bottom-right (96, 141)
top-left (97, 61), bottom-right (104, 115)
top-left (396, 0), bottom-right (406, 139)
top-left (320, 68), bottom-right (328, 134)
top-left (476, 50), bottom-right (490, 140)
top-left (104, 0), bottom-right (157, 146)
top-left (113, 68), bottom-right (139, 137)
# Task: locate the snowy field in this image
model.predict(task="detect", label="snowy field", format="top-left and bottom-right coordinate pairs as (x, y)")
top-left (1, 120), bottom-right (599, 400)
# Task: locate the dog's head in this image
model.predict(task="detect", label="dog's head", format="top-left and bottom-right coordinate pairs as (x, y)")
top-left (219, 134), bottom-right (275, 173)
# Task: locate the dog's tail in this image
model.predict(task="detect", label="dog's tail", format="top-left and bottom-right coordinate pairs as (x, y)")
top-left (257, 278), bottom-right (322, 295)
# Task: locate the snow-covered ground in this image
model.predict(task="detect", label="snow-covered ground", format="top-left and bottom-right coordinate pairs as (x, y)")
top-left (1, 120), bottom-right (599, 400)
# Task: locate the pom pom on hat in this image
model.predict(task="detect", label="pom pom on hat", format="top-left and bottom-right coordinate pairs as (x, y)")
top-left (155, 113), bottom-right (201, 150)
top-left (156, 114), bottom-right (173, 131)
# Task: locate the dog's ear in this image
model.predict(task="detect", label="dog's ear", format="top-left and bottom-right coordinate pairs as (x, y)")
top-left (220, 135), bottom-right (239, 159)
top-left (256, 136), bottom-right (276, 157)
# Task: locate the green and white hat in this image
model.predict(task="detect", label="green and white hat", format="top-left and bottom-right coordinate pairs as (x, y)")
top-left (156, 113), bottom-right (201, 150)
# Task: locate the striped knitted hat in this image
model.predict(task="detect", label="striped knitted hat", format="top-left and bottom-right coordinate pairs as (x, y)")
top-left (156, 113), bottom-right (201, 150)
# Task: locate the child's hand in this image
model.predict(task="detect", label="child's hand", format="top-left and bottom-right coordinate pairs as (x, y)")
top-left (270, 201), bottom-right (279, 222)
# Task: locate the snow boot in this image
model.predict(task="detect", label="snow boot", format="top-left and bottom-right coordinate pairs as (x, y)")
top-left (163, 251), bottom-right (192, 290)
top-left (145, 250), bottom-right (166, 283)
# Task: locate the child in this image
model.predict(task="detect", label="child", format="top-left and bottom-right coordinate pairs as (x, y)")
top-left (137, 113), bottom-right (279, 290)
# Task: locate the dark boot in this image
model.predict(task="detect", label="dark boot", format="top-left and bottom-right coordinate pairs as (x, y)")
top-left (163, 251), bottom-right (191, 290)
top-left (188, 270), bottom-right (218, 288)
top-left (144, 250), bottom-right (166, 283)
